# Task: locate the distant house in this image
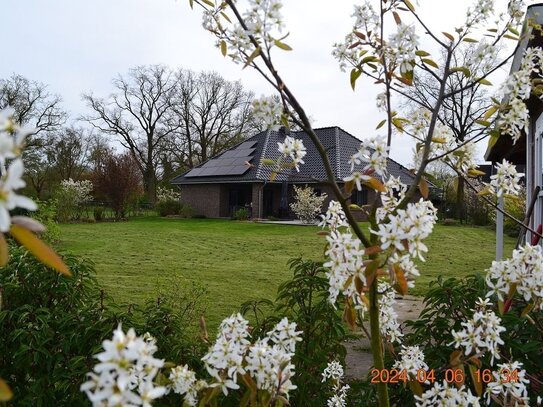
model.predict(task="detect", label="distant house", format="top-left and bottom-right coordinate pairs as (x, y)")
top-left (171, 126), bottom-right (418, 219)
top-left (485, 3), bottom-right (542, 242)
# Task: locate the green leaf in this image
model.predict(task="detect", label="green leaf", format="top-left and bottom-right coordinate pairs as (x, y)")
top-left (476, 77), bottom-right (493, 86)
top-left (442, 32), bottom-right (455, 42)
top-left (261, 158), bottom-right (276, 166)
top-left (220, 40), bottom-right (227, 57)
top-left (376, 119), bottom-right (386, 129)
top-left (508, 26), bottom-right (520, 36)
top-left (403, 0), bottom-right (415, 12)
top-left (243, 47), bottom-right (261, 69)
top-left (422, 58), bottom-right (439, 69)
top-left (463, 37), bottom-right (478, 43)
top-left (201, 0), bottom-right (215, 7)
top-left (504, 34), bottom-right (519, 41)
top-left (274, 39), bottom-right (292, 51)
top-left (475, 119), bottom-right (491, 127)
top-left (10, 225), bottom-right (71, 276)
top-left (415, 50), bottom-right (430, 57)
top-left (270, 172), bottom-right (277, 182)
top-left (350, 68), bottom-right (362, 90)
top-left (483, 106), bottom-right (499, 120)
top-left (189, 0), bottom-right (194, 9)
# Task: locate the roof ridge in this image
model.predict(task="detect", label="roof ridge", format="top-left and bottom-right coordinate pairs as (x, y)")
top-left (256, 129), bottom-right (271, 180)
top-left (335, 127), bottom-right (341, 179)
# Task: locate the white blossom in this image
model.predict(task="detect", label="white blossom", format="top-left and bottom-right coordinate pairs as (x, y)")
top-left (485, 361), bottom-right (530, 405)
top-left (277, 135), bottom-right (307, 171)
top-left (378, 282), bottom-right (403, 344)
top-left (508, 0), bottom-right (526, 25)
top-left (266, 317), bottom-right (302, 354)
top-left (486, 244), bottom-right (543, 306)
top-left (393, 346), bottom-right (428, 379)
top-left (253, 96), bottom-right (283, 130)
top-left (388, 24), bottom-right (418, 74)
top-left (0, 158), bottom-right (37, 231)
top-left (450, 298), bottom-right (506, 365)
top-left (372, 199), bottom-right (437, 261)
top-left (347, 135), bottom-right (389, 179)
top-left (416, 381), bottom-right (480, 406)
top-left (465, 0), bottom-right (495, 28)
top-left (322, 361), bottom-right (349, 407)
top-left (80, 325), bottom-right (166, 407)
top-left (169, 365), bottom-right (205, 406)
top-left (487, 159), bottom-right (524, 197)
top-left (319, 200), bottom-right (349, 231)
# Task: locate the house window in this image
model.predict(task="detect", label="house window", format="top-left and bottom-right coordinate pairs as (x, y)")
top-left (351, 189), bottom-right (368, 206)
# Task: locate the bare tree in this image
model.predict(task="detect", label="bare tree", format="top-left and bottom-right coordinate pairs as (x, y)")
top-left (402, 46), bottom-right (494, 221)
top-left (82, 65), bottom-right (181, 204)
top-left (169, 70), bottom-right (256, 169)
top-left (0, 74), bottom-right (65, 143)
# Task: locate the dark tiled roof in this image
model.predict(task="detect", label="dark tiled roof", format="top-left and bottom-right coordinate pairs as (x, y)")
top-left (171, 126), bottom-right (417, 185)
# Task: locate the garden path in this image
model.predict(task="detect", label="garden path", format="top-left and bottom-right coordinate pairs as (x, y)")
top-left (344, 295), bottom-right (424, 380)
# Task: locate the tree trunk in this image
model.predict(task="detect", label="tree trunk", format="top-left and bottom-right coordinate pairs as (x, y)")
top-left (456, 176), bottom-right (465, 222)
top-left (143, 168), bottom-right (156, 205)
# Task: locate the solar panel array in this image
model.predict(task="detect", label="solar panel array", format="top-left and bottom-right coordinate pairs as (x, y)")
top-left (185, 140), bottom-right (257, 177)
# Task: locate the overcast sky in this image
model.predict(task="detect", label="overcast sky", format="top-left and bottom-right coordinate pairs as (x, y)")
top-left (0, 0), bottom-right (535, 166)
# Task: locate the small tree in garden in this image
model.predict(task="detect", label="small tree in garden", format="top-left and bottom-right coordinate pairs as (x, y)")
top-left (93, 152), bottom-right (142, 219)
top-left (290, 185), bottom-right (327, 223)
top-left (56, 0), bottom-right (543, 405)
top-left (55, 178), bottom-right (93, 222)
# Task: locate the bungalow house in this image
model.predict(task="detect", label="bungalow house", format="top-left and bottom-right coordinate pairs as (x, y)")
top-left (171, 126), bottom-right (418, 219)
top-left (485, 3), bottom-right (543, 245)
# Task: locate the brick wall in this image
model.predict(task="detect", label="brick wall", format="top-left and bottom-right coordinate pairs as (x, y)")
top-left (179, 184), bottom-right (223, 218)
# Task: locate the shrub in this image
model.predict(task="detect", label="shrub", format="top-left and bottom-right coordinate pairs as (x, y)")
top-left (0, 246), bottom-right (206, 405)
top-left (93, 206), bottom-right (104, 222)
top-left (233, 207), bottom-right (250, 220)
top-left (157, 187), bottom-right (181, 203)
top-left (290, 185), bottom-right (327, 223)
top-left (32, 199), bottom-right (61, 243)
top-left (156, 200), bottom-right (182, 216)
top-left (441, 218), bottom-right (457, 226)
top-left (92, 153), bottom-right (142, 219)
top-left (240, 258), bottom-right (348, 406)
top-left (54, 179), bottom-right (93, 223)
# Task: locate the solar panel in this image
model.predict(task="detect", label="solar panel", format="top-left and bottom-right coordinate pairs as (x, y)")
top-left (236, 141), bottom-right (257, 150)
top-left (220, 150), bottom-right (237, 158)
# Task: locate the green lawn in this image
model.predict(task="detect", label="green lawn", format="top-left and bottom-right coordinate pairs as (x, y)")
top-left (59, 217), bottom-right (515, 326)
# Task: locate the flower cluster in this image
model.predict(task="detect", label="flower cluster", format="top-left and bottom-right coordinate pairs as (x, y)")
top-left (277, 135), bottom-right (307, 171)
top-left (508, 0), bottom-right (527, 25)
top-left (322, 361), bottom-right (349, 407)
top-left (332, 2), bottom-right (379, 72)
top-left (59, 178), bottom-right (93, 204)
top-left (323, 229), bottom-right (367, 310)
top-left (393, 346), bottom-right (428, 378)
top-left (372, 198), bottom-right (438, 261)
top-left (465, 0), bottom-right (494, 28)
top-left (485, 361), bottom-right (530, 405)
top-left (202, 313), bottom-right (251, 394)
top-left (80, 325), bottom-right (166, 406)
top-left (319, 200), bottom-right (349, 231)
top-left (388, 23), bottom-right (418, 74)
top-left (156, 186), bottom-right (181, 203)
top-left (0, 108), bottom-right (37, 232)
top-left (416, 382), bottom-right (480, 406)
top-left (487, 159), bottom-right (524, 197)
top-left (252, 96), bottom-right (283, 130)
top-left (467, 39), bottom-right (497, 73)
top-left (378, 282), bottom-right (403, 344)
top-left (486, 244), bottom-right (543, 307)
top-left (169, 365), bottom-right (206, 406)
top-left (345, 135), bottom-right (389, 189)
top-left (499, 47), bottom-right (543, 143)
top-left (377, 176), bottom-right (407, 222)
top-left (450, 298), bottom-right (506, 364)
top-left (202, 0), bottom-right (285, 64)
